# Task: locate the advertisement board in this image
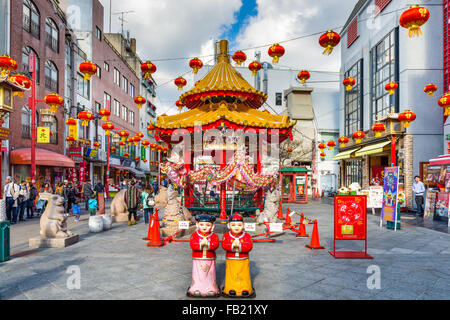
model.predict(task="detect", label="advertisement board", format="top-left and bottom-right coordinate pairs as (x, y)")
top-left (381, 166), bottom-right (399, 223)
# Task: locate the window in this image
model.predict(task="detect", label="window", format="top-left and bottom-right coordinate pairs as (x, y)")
top-left (114, 68), bottom-right (120, 86)
top-left (122, 106), bottom-right (128, 121)
top-left (104, 92), bottom-right (111, 109)
top-left (344, 60), bottom-right (363, 136)
top-left (345, 160), bottom-right (362, 187)
top-left (96, 26), bottom-right (102, 41)
top-left (45, 60), bottom-right (58, 92)
top-left (104, 62), bottom-right (109, 72)
top-left (122, 76), bottom-right (128, 93)
top-left (129, 111), bottom-right (134, 125)
top-left (23, 0), bottom-right (40, 39)
top-left (275, 93), bottom-right (282, 106)
top-left (114, 100), bottom-right (120, 116)
top-left (21, 106), bottom-right (31, 139)
top-left (96, 65), bottom-right (101, 78)
top-left (49, 116), bottom-right (58, 144)
top-left (130, 83), bottom-right (135, 98)
top-left (371, 29), bottom-right (398, 123)
top-left (77, 73), bottom-right (90, 99)
top-left (22, 46), bottom-right (40, 83)
top-left (95, 102), bottom-right (101, 113)
top-left (45, 18), bottom-right (59, 52)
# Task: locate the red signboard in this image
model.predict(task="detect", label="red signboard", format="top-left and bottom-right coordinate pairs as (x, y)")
top-left (0, 127), bottom-right (11, 140)
top-left (330, 195), bottom-right (372, 259)
top-left (68, 147), bottom-right (83, 157)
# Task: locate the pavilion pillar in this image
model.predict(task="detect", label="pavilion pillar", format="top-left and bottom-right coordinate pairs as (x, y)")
top-left (256, 134), bottom-right (263, 208)
top-left (220, 148), bottom-right (227, 220)
top-left (184, 149), bottom-right (192, 207)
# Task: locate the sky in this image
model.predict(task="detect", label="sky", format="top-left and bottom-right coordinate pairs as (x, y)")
top-left (99, 0), bottom-right (357, 116)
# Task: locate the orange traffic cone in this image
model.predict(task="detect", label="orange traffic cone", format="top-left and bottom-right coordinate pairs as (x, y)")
top-left (142, 212), bottom-right (154, 241)
top-left (278, 202), bottom-right (284, 220)
top-left (285, 208), bottom-right (292, 227)
top-left (305, 220), bottom-right (324, 250)
top-left (295, 213), bottom-right (309, 238)
top-left (146, 209), bottom-right (165, 247)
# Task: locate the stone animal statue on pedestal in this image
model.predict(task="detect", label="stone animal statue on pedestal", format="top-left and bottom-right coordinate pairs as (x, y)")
top-left (160, 188), bottom-right (194, 238)
top-left (110, 189), bottom-right (128, 222)
top-left (155, 185), bottom-right (168, 209)
top-left (256, 186), bottom-right (279, 224)
top-left (39, 193), bottom-right (73, 238)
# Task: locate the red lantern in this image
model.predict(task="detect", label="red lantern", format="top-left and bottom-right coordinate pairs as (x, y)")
top-left (44, 93), bottom-right (64, 113)
top-left (150, 161), bottom-right (154, 165)
top-left (318, 143), bottom-right (326, 151)
top-left (136, 132), bottom-right (144, 139)
top-left (320, 152), bottom-right (326, 160)
top-left (147, 124), bottom-right (155, 133)
top-left (327, 141), bottom-right (336, 151)
top-left (118, 130), bottom-right (129, 141)
top-left (49, 130), bottom-right (54, 136)
top-left (268, 43), bottom-right (285, 64)
top-left (118, 141), bottom-right (126, 148)
top-left (101, 122), bottom-right (115, 135)
top-left (424, 84), bottom-right (438, 97)
top-left (111, 146), bottom-right (117, 153)
top-left (189, 57), bottom-right (203, 74)
top-left (297, 70), bottom-right (310, 84)
top-left (398, 110), bottom-right (416, 128)
top-left (79, 61), bottom-right (97, 81)
top-left (124, 152), bottom-right (130, 158)
top-left (65, 118), bottom-right (77, 126)
top-left (141, 61), bottom-right (157, 79)
top-left (143, 159), bottom-right (147, 163)
top-left (93, 142), bottom-right (101, 150)
top-left (134, 96), bottom-right (146, 109)
top-left (77, 110), bottom-right (93, 126)
top-left (150, 143), bottom-right (157, 150)
top-left (385, 81), bottom-right (398, 95)
top-left (372, 123), bottom-right (386, 137)
top-left (135, 156), bottom-right (140, 161)
top-left (0, 55), bottom-right (18, 80)
top-left (8, 74), bottom-right (31, 97)
top-left (343, 77), bottom-right (356, 91)
top-left (163, 146), bottom-right (168, 153)
top-left (248, 61), bottom-right (262, 76)
top-left (338, 136), bottom-right (349, 148)
top-left (232, 50), bottom-right (247, 66)
top-left (352, 131), bottom-right (365, 143)
top-left (142, 140), bottom-right (150, 148)
top-left (66, 136), bottom-right (75, 145)
top-left (399, 5), bottom-right (430, 38)
top-left (319, 30), bottom-right (341, 55)
top-left (98, 108), bottom-right (111, 121)
top-left (439, 92), bottom-right (450, 116)
top-left (157, 145), bottom-right (163, 153)
top-left (176, 100), bottom-right (185, 111)
top-left (174, 76), bottom-right (187, 91)
top-left (286, 148), bottom-right (293, 153)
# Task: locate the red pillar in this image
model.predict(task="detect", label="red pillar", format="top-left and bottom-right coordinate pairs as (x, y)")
top-left (105, 134), bottom-right (110, 199)
top-left (220, 148), bottom-right (227, 220)
top-left (29, 53), bottom-right (37, 183)
top-left (256, 135), bottom-right (263, 208)
top-left (184, 149), bottom-right (191, 207)
top-left (391, 135), bottom-right (396, 167)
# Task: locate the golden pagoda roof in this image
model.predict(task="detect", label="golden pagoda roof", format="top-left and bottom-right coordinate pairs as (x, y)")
top-left (155, 102), bottom-right (296, 130)
top-left (180, 40), bottom-right (267, 109)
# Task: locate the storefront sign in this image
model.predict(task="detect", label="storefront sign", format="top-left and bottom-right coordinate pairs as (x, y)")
top-left (69, 168), bottom-right (78, 184)
top-left (0, 127), bottom-right (11, 140)
top-left (69, 124), bottom-right (78, 140)
top-left (435, 193), bottom-right (449, 217)
top-left (382, 166), bottom-right (399, 223)
top-left (85, 148), bottom-right (97, 158)
top-left (37, 127), bottom-right (50, 143)
top-left (424, 190), bottom-right (437, 220)
top-left (69, 147), bottom-right (83, 157)
top-left (79, 163), bottom-right (86, 185)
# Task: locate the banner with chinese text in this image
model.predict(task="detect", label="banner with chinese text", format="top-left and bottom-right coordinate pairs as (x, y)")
top-left (334, 195), bottom-right (367, 240)
top-left (381, 166), bottom-right (399, 222)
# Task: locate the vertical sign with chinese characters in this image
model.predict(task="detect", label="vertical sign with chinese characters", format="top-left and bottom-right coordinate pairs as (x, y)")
top-left (37, 127), bottom-right (50, 143)
top-left (381, 166), bottom-right (399, 223)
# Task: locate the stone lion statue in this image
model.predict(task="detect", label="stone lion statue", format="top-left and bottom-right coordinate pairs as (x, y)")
top-left (110, 189), bottom-right (128, 222)
top-left (155, 186), bottom-right (168, 209)
top-left (256, 186), bottom-right (279, 224)
top-left (160, 188), bottom-right (194, 238)
top-left (39, 193), bottom-right (73, 238)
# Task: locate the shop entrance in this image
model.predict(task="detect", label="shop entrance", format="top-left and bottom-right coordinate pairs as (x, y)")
top-left (279, 167), bottom-right (309, 203)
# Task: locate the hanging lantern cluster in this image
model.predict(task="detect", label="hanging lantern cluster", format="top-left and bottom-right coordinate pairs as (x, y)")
top-left (174, 76), bottom-right (187, 90)
top-left (248, 61), bottom-right (262, 76)
top-left (268, 43), bottom-right (285, 64)
top-left (134, 96), bottom-right (146, 109)
top-left (98, 108), bottom-right (111, 121)
top-left (343, 77), bottom-right (356, 91)
top-left (385, 81), bottom-right (398, 95)
top-left (44, 93), bottom-right (64, 113)
top-left (297, 70), bottom-right (310, 84)
top-left (338, 136), bottom-right (349, 148)
top-left (353, 131), bottom-right (365, 144)
top-left (319, 30), bottom-right (341, 55)
top-left (232, 50), bottom-right (247, 66)
top-left (8, 74), bottom-right (31, 97)
top-left (79, 61), bottom-right (97, 81)
top-left (372, 123), bottom-right (386, 137)
top-left (398, 110), bottom-right (416, 128)
top-left (327, 140), bottom-right (336, 150)
top-left (189, 57), bottom-right (203, 74)
top-left (439, 93), bottom-right (450, 116)
top-left (78, 110), bottom-right (93, 126)
top-left (399, 5), bottom-right (430, 38)
top-left (101, 122), bottom-right (115, 135)
top-left (424, 84), bottom-right (437, 97)
top-left (0, 55), bottom-right (17, 80)
top-left (141, 61), bottom-right (157, 80)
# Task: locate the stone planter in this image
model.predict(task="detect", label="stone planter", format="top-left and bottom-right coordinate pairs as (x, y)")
top-left (89, 215), bottom-right (104, 233)
top-left (102, 214), bottom-right (113, 231)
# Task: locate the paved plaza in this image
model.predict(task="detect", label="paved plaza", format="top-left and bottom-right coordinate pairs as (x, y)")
top-left (1, 200), bottom-right (450, 300)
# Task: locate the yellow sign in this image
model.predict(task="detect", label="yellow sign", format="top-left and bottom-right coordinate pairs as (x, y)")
top-left (68, 124), bottom-right (78, 140)
top-left (341, 225), bottom-right (354, 235)
top-left (37, 127), bottom-right (50, 143)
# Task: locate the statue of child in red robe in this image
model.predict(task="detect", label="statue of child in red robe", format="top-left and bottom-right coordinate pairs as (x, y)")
top-left (222, 213), bottom-right (255, 298)
top-left (187, 214), bottom-right (220, 297)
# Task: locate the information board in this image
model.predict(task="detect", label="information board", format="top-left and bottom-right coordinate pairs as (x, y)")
top-left (382, 166), bottom-right (399, 223)
top-left (334, 195), bottom-right (367, 240)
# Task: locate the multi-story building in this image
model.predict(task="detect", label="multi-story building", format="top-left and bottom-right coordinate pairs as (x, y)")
top-left (336, 0), bottom-right (443, 208)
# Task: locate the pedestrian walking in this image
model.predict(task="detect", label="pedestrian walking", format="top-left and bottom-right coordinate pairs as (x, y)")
top-left (82, 179), bottom-right (95, 210)
top-left (73, 200), bottom-right (81, 221)
top-left (88, 194), bottom-right (98, 216)
top-left (124, 180), bottom-right (140, 226)
top-left (3, 176), bottom-right (19, 224)
top-left (413, 175), bottom-right (426, 217)
top-left (66, 183), bottom-right (77, 214)
top-left (141, 185), bottom-right (155, 223)
top-left (27, 182), bottom-right (37, 218)
top-left (120, 179), bottom-right (129, 190)
top-left (94, 181), bottom-right (104, 194)
top-left (17, 181), bottom-right (29, 222)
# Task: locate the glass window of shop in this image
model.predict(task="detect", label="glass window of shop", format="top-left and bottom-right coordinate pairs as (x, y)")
top-left (371, 28), bottom-right (398, 123)
top-left (345, 160), bottom-right (362, 187)
top-left (344, 60), bottom-right (363, 136)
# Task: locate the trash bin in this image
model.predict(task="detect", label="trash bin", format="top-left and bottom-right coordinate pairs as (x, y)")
top-left (0, 221), bottom-right (10, 262)
top-left (387, 204), bottom-right (401, 230)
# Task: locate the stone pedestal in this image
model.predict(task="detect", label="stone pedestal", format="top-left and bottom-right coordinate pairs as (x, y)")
top-left (29, 235), bottom-right (79, 248)
top-left (112, 214), bottom-right (141, 223)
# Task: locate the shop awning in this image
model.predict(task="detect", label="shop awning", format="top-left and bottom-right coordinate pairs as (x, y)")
top-left (429, 154), bottom-right (450, 166)
top-left (332, 147), bottom-right (360, 160)
top-left (354, 141), bottom-right (391, 157)
top-left (10, 148), bottom-right (75, 168)
top-left (110, 164), bottom-right (130, 171)
top-left (129, 167), bottom-right (145, 178)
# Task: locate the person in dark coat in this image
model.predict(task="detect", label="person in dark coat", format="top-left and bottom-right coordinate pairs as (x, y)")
top-left (124, 180), bottom-right (140, 226)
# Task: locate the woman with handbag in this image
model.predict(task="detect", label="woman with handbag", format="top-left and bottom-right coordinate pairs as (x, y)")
top-left (17, 181), bottom-right (29, 222)
top-left (141, 185), bottom-right (155, 224)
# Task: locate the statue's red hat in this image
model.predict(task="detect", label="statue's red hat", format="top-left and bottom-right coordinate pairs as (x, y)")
top-left (229, 213), bottom-right (243, 222)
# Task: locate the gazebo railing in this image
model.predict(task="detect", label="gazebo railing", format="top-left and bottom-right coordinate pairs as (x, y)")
top-left (182, 195), bottom-right (265, 214)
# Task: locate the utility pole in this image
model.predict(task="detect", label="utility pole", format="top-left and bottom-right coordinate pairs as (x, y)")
top-left (109, 0), bottom-right (112, 33)
top-left (113, 10), bottom-right (135, 36)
